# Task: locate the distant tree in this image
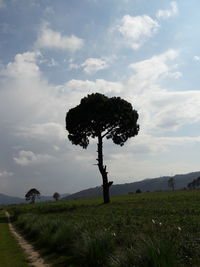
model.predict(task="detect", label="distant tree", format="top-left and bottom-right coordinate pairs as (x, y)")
top-left (66, 93), bottom-right (139, 204)
top-left (168, 177), bottom-right (175, 191)
top-left (187, 181), bottom-right (194, 189)
top-left (136, 189), bottom-right (142, 193)
top-left (53, 192), bottom-right (60, 201)
top-left (25, 188), bottom-right (40, 204)
top-left (196, 176), bottom-right (200, 187)
top-left (187, 177), bottom-right (200, 190)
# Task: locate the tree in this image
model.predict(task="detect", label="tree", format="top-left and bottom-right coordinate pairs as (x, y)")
top-left (66, 93), bottom-right (139, 204)
top-left (168, 177), bottom-right (175, 191)
top-left (187, 177), bottom-right (200, 190)
top-left (136, 189), bottom-right (142, 193)
top-left (25, 188), bottom-right (40, 204)
top-left (53, 192), bottom-right (60, 201)
top-left (187, 180), bottom-right (196, 189)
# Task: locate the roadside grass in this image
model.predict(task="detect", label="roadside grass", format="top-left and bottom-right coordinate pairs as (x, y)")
top-left (7, 190), bottom-right (200, 266)
top-left (0, 210), bottom-right (29, 267)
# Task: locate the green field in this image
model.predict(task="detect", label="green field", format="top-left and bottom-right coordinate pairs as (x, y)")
top-left (0, 210), bottom-right (29, 267)
top-left (6, 190), bottom-right (200, 266)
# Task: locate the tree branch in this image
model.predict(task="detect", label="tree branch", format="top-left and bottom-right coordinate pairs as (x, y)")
top-left (102, 125), bottom-right (116, 138)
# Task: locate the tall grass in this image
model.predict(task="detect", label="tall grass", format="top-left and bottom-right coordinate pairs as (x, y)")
top-left (110, 234), bottom-right (177, 267)
top-left (73, 230), bottom-right (115, 267)
top-left (8, 190), bottom-right (200, 266)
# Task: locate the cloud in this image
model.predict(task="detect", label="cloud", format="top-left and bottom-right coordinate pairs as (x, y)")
top-left (81, 58), bottom-right (110, 74)
top-left (13, 150), bottom-right (54, 166)
top-left (64, 78), bottom-right (123, 95)
top-left (156, 2), bottom-right (178, 20)
top-left (0, 170), bottom-right (13, 178)
top-left (152, 90), bottom-right (200, 131)
top-left (130, 134), bottom-right (200, 155)
top-left (193, 56), bottom-right (200, 63)
top-left (0, 0), bottom-right (5, 8)
top-left (69, 56), bottom-right (116, 75)
top-left (17, 122), bottom-right (66, 141)
top-left (0, 50), bottom-right (67, 127)
top-left (128, 49), bottom-right (180, 93)
top-left (118, 15), bottom-right (159, 49)
top-left (1, 51), bottom-right (41, 79)
top-left (36, 24), bottom-right (84, 52)
top-left (125, 49), bottom-right (200, 134)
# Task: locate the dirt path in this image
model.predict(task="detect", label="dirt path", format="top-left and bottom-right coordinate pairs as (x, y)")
top-left (5, 211), bottom-right (51, 267)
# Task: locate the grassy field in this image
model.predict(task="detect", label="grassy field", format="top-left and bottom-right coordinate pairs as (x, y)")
top-left (6, 190), bottom-right (200, 266)
top-left (0, 210), bottom-right (29, 267)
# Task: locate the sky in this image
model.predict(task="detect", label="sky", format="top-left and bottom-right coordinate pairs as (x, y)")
top-left (0, 0), bottom-right (200, 197)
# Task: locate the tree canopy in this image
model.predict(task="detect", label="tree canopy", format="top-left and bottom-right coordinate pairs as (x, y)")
top-left (53, 192), bottom-right (60, 201)
top-left (168, 177), bottom-right (175, 191)
top-left (66, 93), bottom-right (139, 148)
top-left (66, 93), bottom-right (139, 203)
top-left (25, 188), bottom-right (40, 204)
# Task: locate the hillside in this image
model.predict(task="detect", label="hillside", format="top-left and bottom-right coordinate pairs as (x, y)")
top-left (64, 171), bottom-right (200, 200)
top-left (0, 194), bottom-right (25, 205)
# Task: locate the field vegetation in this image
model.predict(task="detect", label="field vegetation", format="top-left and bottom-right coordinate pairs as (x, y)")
top-left (6, 190), bottom-right (200, 266)
top-left (0, 210), bottom-right (29, 267)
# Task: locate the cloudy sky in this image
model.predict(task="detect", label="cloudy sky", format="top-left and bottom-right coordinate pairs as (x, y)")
top-left (0, 0), bottom-right (200, 197)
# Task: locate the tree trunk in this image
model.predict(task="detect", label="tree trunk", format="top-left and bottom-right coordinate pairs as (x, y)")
top-left (97, 135), bottom-right (112, 204)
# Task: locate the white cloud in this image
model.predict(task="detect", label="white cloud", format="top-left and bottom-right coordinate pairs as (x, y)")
top-left (14, 150), bottom-right (54, 166)
top-left (128, 49), bottom-right (180, 93)
top-left (36, 24), bottom-right (84, 52)
top-left (17, 122), bottom-right (66, 141)
top-left (1, 51), bottom-right (41, 79)
top-left (65, 78), bottom-right (123, 94)
top-left (156, 2), bottom-right (178, 20)
top-left (118, 15), bottom-right (159, 49)
top-left (129, 134), bottom-right (200, 155)
top-left (0, 170), bottom-right (13, 178)
top-left (0, 50), bottom-right (66, 126)
top-left (81, 58), bottom-right (109, 74)
top-left (69, 56), bottom-right (116, 75)
top-left (125, 49), bottom-right (200, 135)
top-left (193, 56), bottom-right (200, 63)
top-left (152, 90), bottom-right (200, 131)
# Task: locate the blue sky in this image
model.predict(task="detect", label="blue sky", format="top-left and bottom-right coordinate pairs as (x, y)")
top-left (0, 0), bottom-right (200, 197)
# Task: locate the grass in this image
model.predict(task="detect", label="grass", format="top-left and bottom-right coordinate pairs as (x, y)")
top-left (0, 210), bottom-right (29, 267)
top-left (6, 190), bottom-right (200, 266)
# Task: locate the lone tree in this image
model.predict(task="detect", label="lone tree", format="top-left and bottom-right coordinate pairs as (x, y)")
top-left (66, 93), bottom-right (139, 204)
top-left (53, 192), bottom-right (60, 201)
top-left (136, 189), bottom-right (142, 194)
top-left (168, 177), bottom-right (175, 191)
top-left (25, 188), bottom-right (40, 204)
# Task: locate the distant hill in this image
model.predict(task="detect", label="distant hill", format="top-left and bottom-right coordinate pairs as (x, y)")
top-left (64, 171), bottom-right (200, 200)
top-left (0, 194), bottom-right (25, 205)
top-left (0, 193), bottom-right (70, 205)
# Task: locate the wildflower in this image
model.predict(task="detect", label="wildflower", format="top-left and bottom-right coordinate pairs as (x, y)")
top-left (112, 232), bottom-right (116, 237)
top-left (177, 226), bottom-right (181, 231)
top-left (159, 222), bottom-right (162, 226)
top-left (152, 219), bottom-right (156, 224)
